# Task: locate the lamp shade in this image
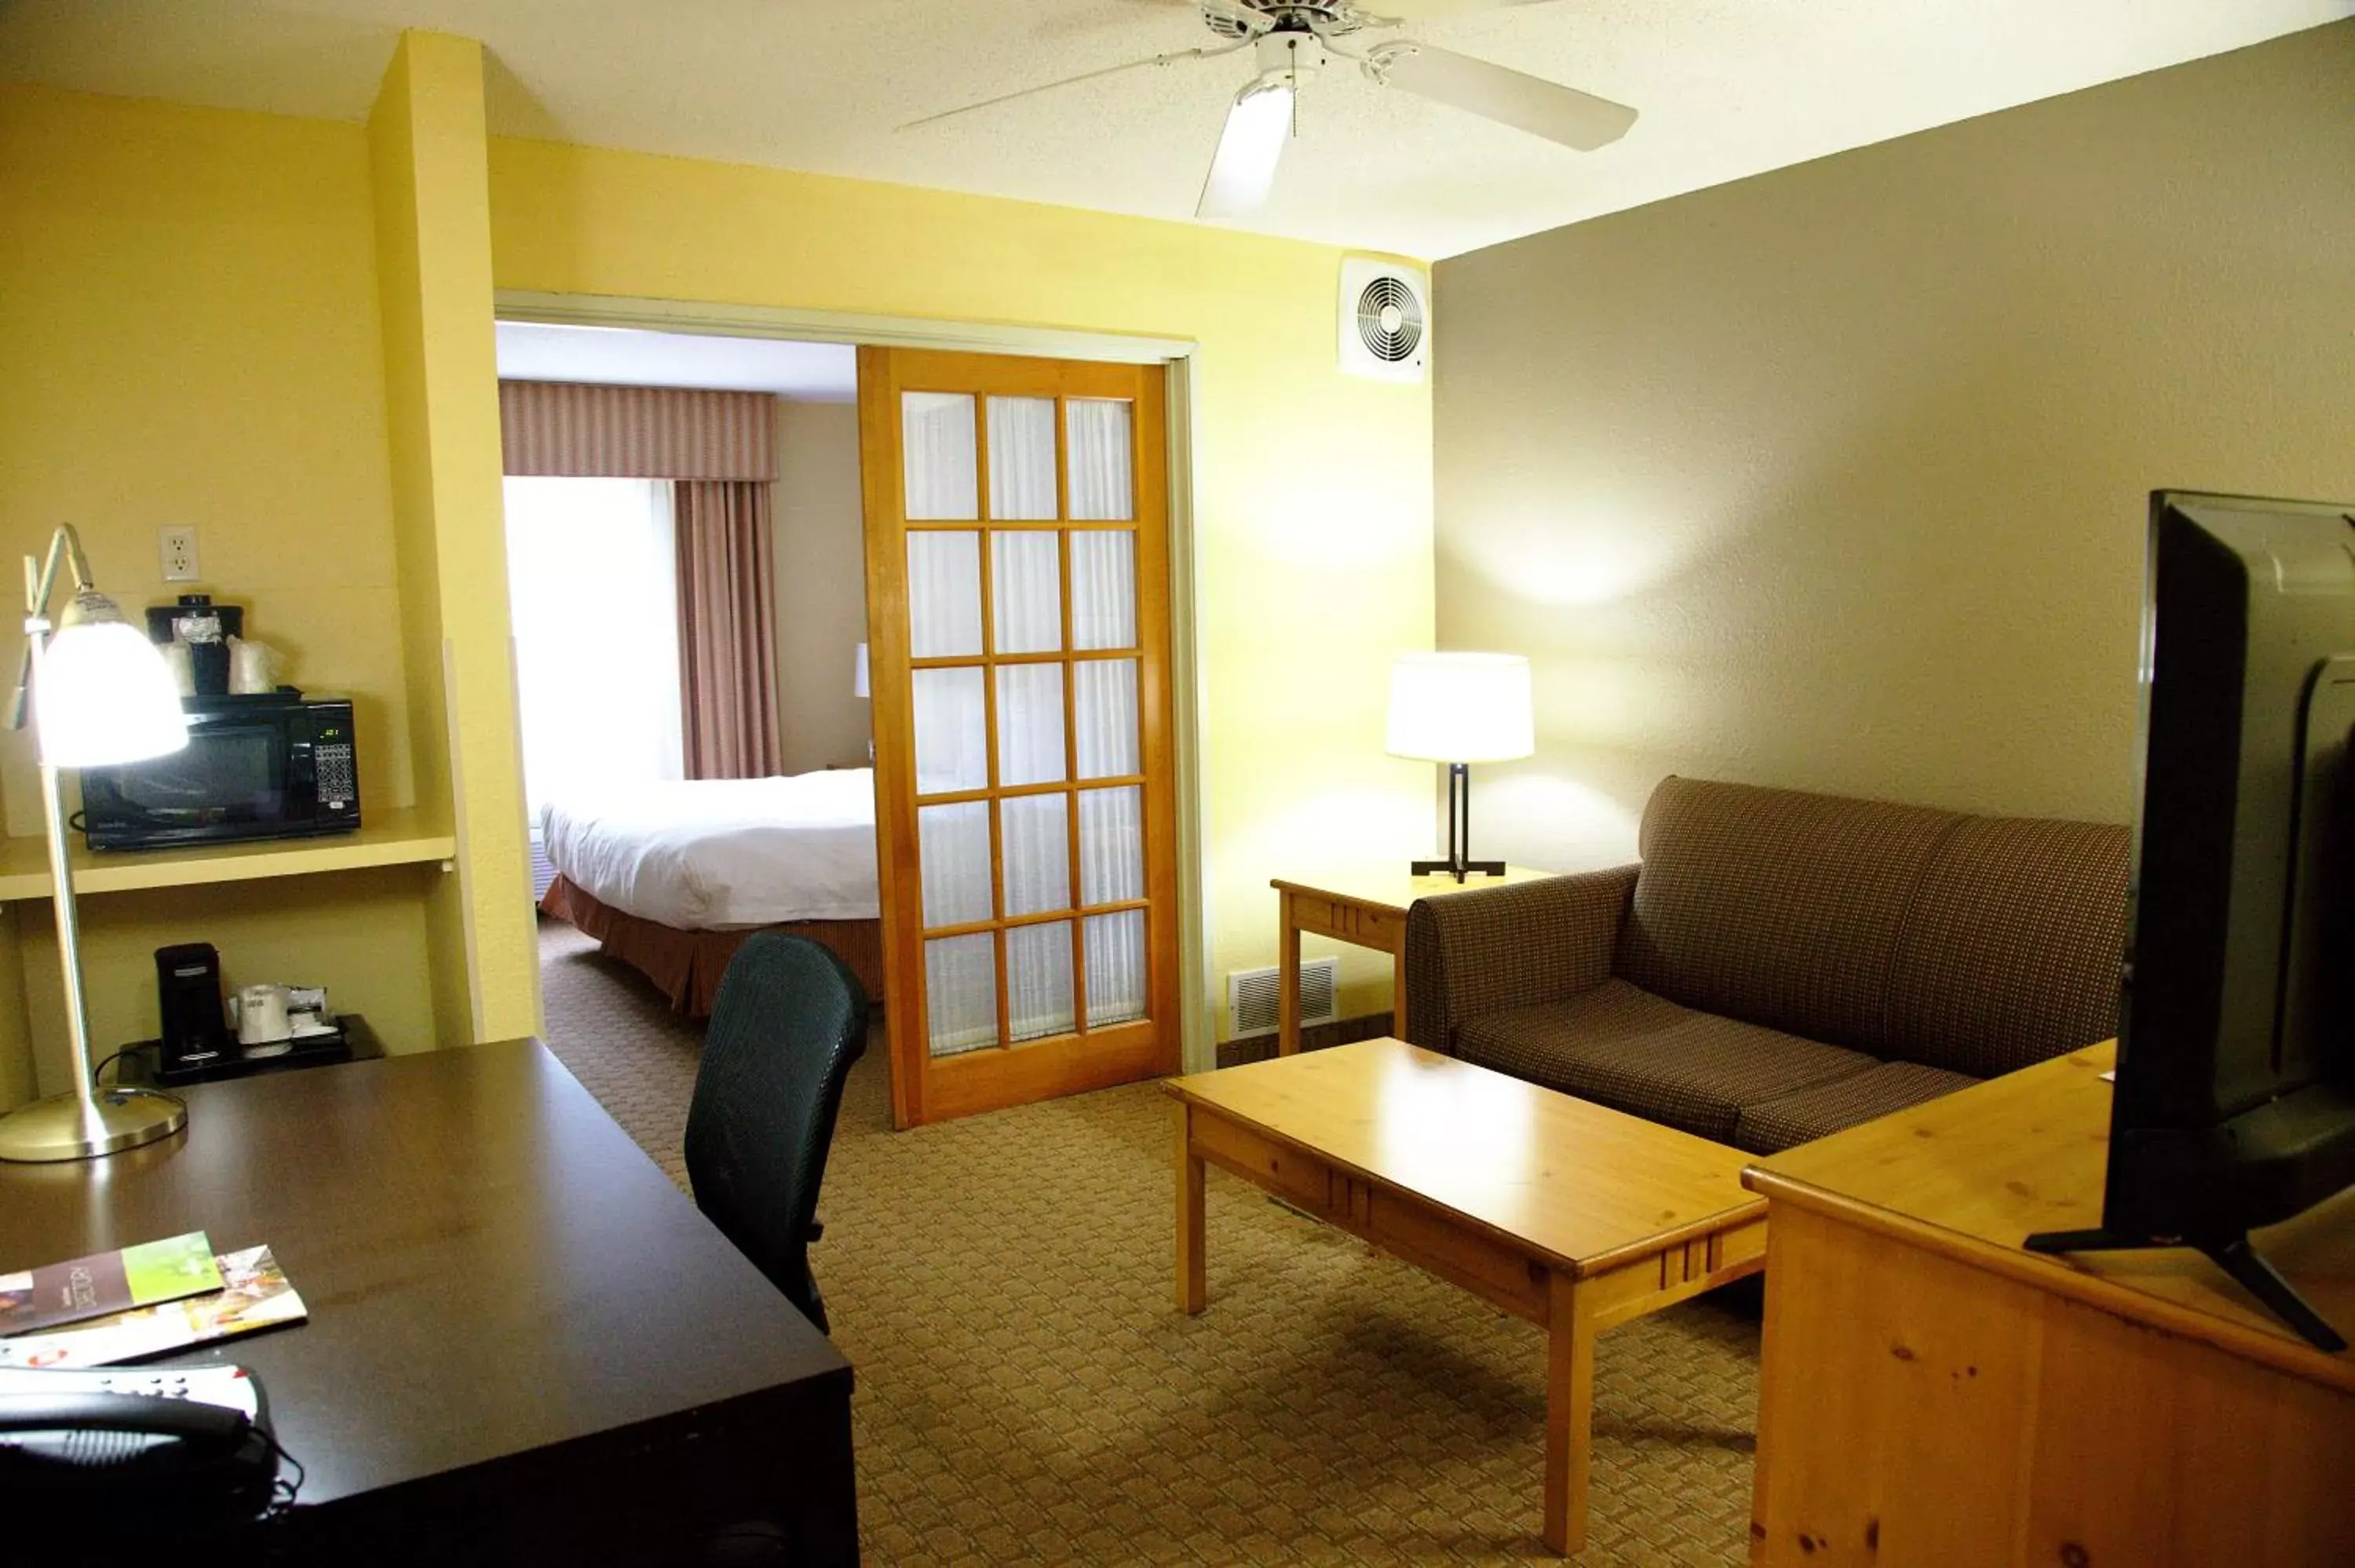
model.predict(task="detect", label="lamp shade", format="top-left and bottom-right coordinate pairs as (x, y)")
top-left (1385, 652), bottom-right (1533, 764)
top-left (36, 619), bottom-right (190, 768)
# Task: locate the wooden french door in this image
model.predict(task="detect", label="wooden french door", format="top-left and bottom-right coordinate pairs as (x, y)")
top-left (858, 348), bottom-right (1181, 1128)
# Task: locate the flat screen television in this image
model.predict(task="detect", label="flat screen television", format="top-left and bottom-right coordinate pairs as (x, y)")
top-left (2026, 490), bottom-right (2355, 1352)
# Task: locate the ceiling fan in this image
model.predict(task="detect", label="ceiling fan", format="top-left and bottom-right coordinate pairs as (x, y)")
top-left (902, 1), bottom-right (1638, 221)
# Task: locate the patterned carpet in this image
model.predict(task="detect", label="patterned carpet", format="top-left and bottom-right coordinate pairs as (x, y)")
top-left (538, 920), bottom-right (1762, 1565)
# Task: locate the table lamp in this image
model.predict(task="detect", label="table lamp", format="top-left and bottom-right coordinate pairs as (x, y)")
top-left (1386, 651), bottom-right (1533, 882)
top-left (0, 525), bottom-right (193, 1162)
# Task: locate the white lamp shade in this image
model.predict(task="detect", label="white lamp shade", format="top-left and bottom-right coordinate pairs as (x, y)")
top-left (854, 642), bottom-right (870, 699)
top-left (1385, 652), bottom-right (1534, 764)
top-left (35, 620), bottom-right (190, 768)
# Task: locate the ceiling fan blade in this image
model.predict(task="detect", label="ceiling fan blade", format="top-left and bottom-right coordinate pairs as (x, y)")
top-left (1355, 0), bottom-right (1557, 18)
top-left (1370, 42), bottom-right (1636, 151)
top-left (900, 42), bottom-right (1244, 132)
top-left (1196, 80), bottom-right (1295, 221)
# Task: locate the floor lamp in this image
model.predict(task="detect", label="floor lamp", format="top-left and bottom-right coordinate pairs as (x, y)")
top-left (1386, 651), bottom-right (1534, 882)
top-left (0, 525), bottom-right (193, 1163)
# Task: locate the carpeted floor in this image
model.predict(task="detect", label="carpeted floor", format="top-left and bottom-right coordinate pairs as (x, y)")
top-left (539, 920), bottom-right (1762, 1565)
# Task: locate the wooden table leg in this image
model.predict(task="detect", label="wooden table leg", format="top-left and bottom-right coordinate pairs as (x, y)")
top-left (1176, 1100), bottom-right (1206, 1315)
top-left (1543, 1268), bottom-right (1596, 1557)
top-left (1276, 890), bottom-right (1302, 1056)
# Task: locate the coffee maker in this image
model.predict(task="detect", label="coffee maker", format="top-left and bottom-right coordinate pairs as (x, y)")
top-left (155, 943), bottom-right (231, 1076)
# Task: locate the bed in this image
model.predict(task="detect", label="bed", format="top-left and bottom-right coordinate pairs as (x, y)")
top-left (537, 769), bottom-right (885, 1016)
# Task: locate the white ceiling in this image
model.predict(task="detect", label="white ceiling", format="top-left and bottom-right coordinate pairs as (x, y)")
top-left (495, 323), bottom-right (858, 401)
top-left (2, 0), bottom-right (2344, 259)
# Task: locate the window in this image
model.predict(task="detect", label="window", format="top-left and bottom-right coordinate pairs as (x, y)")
top-left (503, 477), bottom-right (682, 816)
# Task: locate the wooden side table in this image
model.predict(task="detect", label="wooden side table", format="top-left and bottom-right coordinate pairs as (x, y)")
top-left (1269, 866), bottom-right (1556, 1055)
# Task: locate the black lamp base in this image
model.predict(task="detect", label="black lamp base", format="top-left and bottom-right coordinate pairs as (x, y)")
top-left (1411, 858), bottom-right (1506, 882)
top-left (1410, 764), bottom-right (1508, 884)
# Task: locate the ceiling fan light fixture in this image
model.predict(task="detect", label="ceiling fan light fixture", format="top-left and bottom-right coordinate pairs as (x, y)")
top-left (1196, 77), bottom-right (1294, 221)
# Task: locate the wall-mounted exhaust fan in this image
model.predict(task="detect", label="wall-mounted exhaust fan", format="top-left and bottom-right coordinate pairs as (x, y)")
top-left (902, 1), bottom-right (1639, 222)
top-left (1340, 258), bottom-right (1428, 381)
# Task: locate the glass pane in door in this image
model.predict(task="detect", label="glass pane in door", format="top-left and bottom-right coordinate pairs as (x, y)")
top-left (987, 397), bottom-right (1058, 520)
top-left (1069, 531), bottom-right (1136, 651)
top-left (1085, 910), bottom-right (1147, 1027)
top-left (1077, 786), bottom-right (1142, 906)
top-left (925, 932), bottom-right (999, 1056)
top-left (995, 663), bottom-right (1066, 786)
top-left (912, 666), bottom-right (987, 794)
top-left (907, 531), bottom-right (983, 658)
top-left (1073, 658), bottom-right (1138, 779)
top-left (918, 801), bottom-right (993, 928)
top-left (999, 793), bottom-right (1071, 917)
top-left (990, 531), bottom-right (1061, 655)
top-left (1006, 921), bottom-right (1075, 1042)
top-left (902, 392), bottom-right (978, 520)
top-left (1065, 399), bottom-right (1134, 521)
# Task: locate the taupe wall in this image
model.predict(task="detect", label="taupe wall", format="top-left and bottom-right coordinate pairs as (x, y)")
top-left (1433, 22), bottom-right (2355, 872)
top-left (771, 398), bottom-right (871, 774)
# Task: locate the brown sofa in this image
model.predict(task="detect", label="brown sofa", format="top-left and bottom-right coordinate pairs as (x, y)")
top-left (1402, 776), bottom-right (2130, 1154)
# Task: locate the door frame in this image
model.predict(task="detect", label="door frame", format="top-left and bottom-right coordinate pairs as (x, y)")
top-left (493, 290), bottom-right (1215, 1075)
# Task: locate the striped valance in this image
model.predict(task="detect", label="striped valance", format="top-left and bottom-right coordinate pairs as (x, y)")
top-left (498, 381), bottom-right (776, 480)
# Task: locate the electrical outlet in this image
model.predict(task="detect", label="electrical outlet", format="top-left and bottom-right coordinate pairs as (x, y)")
top-left (159, 527), bottom-right (199, 582)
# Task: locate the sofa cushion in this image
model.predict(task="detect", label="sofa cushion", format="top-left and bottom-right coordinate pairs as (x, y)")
top-left (1616, 777), bottom-right (1964, 1053)
top-left (1886, 815), bottom-right (2130, 1078)
top-left (1455, 979), bottom-right (1877, 1144)
top-left (1732, 1060), bottom-right (1981, 1155)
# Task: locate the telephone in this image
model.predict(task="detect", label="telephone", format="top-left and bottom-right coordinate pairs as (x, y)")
top-left (0, 1364), bottom-right (281, 1530)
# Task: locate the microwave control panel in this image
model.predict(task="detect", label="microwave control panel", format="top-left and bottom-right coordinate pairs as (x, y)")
top-left (315, 742), bottom-right (356, 808)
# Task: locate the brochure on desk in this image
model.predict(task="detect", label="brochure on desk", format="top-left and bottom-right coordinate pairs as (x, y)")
top-left (0, 1245), bottom-right (307, 1369)
top-left (0, 1230), bottom-right (223, 1336)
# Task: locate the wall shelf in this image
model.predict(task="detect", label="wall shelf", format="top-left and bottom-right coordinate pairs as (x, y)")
top-left (0, 808), bottom-right (457, 903)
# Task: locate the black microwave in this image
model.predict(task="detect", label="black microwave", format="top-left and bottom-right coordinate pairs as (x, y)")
top-left (79, 693), bottom-right (360, 851)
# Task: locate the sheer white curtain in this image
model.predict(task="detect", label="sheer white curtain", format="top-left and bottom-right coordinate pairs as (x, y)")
top-left (504, 477), bottom-right (683, 818)
top-left (903, 391), bottom-right (1148, 1053)
top-left (1065, 399), bottom-right (1132, 522)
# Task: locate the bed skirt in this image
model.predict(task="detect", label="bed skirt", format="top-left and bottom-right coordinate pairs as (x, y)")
top-left (539, 875), bottom-right (885, 1018)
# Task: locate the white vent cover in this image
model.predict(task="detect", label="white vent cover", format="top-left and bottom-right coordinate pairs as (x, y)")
top-left (1228, 957), bottom-right (1340, 1040)
top-left (1338, 257), bottom-right (1429, 383)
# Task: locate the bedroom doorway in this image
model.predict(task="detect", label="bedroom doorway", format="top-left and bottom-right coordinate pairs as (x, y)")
top-left (498, 323), bottom-right (891, 1022)
top-left (860, 348), bottom-right (1182, 1127)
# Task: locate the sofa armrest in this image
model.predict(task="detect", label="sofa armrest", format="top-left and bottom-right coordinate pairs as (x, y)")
top-left (1401, 866), bottom-right (1639, 1055)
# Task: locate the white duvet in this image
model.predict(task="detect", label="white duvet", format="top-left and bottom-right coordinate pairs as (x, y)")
top-left (540, 770), bottom-right (879, 930)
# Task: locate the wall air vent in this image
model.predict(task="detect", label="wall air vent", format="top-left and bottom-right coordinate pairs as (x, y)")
top-left (1228, 957), bottom-right (1339, 1040)
top-left (1338, 257), bottom-right (1429, 383)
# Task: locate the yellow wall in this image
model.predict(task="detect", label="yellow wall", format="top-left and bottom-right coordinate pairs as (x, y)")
top-left (0, 42), bottom-right (1437, 1107)
top-left (0, 84), bottom-right (436, 1101)
top-left (487, 136), bottom-right (1437, 1033)
top-left (1433, 23), bottom-right (2355, 867)
top-left (0, 86), bottom-right (415, 832)
top-left (368, 33), bottom-right (539, 1048)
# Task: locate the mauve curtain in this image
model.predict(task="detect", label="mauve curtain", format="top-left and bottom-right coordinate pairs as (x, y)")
top-left (674, 480), bottom-right (783, 779)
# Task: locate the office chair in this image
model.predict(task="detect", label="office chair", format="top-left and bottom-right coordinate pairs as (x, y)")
top-left (685, 933), bottom-right (869, 1335)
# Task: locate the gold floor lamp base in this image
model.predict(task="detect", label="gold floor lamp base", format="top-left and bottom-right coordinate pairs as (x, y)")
top-left (0, 1085), bottom-right (186, 1163)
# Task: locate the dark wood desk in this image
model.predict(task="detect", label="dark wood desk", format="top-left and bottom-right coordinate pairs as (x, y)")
top-left (0, 1038), bottom-right (858, 1566)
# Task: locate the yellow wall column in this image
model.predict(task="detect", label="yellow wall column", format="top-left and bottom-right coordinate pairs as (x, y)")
top-left (369, 32), bottom-right (538, 1045)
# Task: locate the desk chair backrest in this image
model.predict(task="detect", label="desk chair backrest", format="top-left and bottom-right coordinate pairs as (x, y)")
top-left (685, 934), bottom-right (870, 1334)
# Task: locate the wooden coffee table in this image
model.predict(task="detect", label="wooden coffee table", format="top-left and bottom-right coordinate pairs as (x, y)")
top-left (1167, 1037), bottom-right (1768, 1557)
